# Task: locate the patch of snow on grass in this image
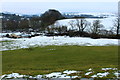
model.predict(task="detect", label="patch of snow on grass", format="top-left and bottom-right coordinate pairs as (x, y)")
top-left (35, 75), bottom-right (42, 78)
top-left (102, 68), bottom-right (117, 71)
top-left (5, 73), bottom-right (20, 78)
top-left (85, 72), bottom-right (93, 75)
top-left (114, 72), bottom-right (120, 78)
top-left (63, 70), bottom-right (77, 74)
top-left (88, 68), bottom-right (92, 71)
top-left (0, 36), bottom-right (119, 51)
top-left (45, 72), bottom-right (62, 78)
top-left (1, 68), bottom-right (119, 79)
top-left (91, 75), bottom-right (97, 78)
top-left (0, 75), bottom-right (6, 79)
top-left (97, 72), bottom-right (109, 78)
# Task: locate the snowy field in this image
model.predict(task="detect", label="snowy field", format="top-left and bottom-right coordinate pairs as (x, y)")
top-left (55, 16), bottom-right (117, 31)
top-left (0, 36), bottom-right (119, 51)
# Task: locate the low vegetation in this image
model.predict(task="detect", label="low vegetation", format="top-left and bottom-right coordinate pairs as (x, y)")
top-left (2, 46), bottom-right (118, 76)
top-left (0, 40), bottom-right (13, 43)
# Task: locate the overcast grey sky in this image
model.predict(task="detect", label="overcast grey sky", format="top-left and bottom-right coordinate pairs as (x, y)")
top-left (1, 0), bottom-right (118, 2)
top-left (1, 2), bottom-right (118, 14)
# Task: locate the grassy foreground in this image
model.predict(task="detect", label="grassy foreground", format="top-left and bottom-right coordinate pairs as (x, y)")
top-left (2, 46), bottom-right (118, 75)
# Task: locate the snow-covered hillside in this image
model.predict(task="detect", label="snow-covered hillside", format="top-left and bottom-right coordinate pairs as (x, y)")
top-left (51, 13), bottom-right (117, 32)
top-left (55, 17), bottom-right (116, 31)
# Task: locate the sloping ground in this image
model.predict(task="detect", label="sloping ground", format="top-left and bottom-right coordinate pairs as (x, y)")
top-left (2, 46), bottom-right (119, 79)
top-left (55, 16), bottom-right (116, 31)
top-left (0, 36), bottom-right (119, 51)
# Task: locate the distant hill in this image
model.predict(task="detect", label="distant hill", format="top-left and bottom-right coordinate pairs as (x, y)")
top-left (40, 9), bottom-right (65, 27)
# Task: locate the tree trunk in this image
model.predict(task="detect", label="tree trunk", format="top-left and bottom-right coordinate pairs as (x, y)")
top-left (117, 18), bottom-right (120, 37)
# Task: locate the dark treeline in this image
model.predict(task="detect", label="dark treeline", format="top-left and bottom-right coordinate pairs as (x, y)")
top-left (1, 9), bottom-right (65, 32)
top-left (1, 13), bottom-right (41, 31)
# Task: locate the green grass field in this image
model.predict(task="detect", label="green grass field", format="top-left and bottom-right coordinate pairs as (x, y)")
top-left (2, 46), bottom-right (118, 76)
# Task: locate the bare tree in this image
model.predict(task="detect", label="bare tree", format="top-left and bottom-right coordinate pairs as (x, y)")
top-left (54, 21), bottom-right (63, 33)
top-left (69, 20), bottom-right (76, 30)
top-left (114, 18), bottom-right (120, 37)
top-left (75, 18), bottom-right (90, 36)
top-left (90, 20), bottom-right (104, 38)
